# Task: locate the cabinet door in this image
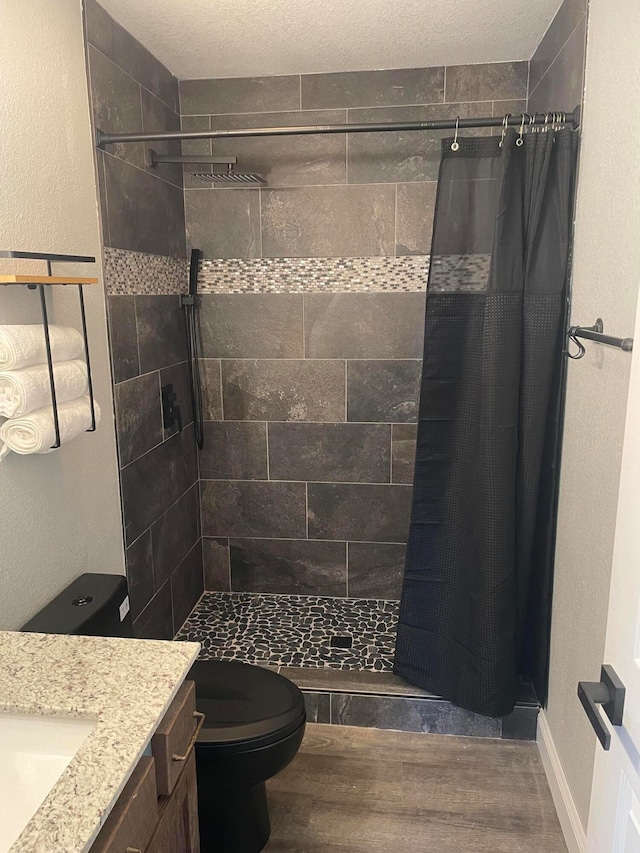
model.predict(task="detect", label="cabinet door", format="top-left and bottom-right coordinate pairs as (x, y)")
top-left (146, 750), bottom-right (200, 853)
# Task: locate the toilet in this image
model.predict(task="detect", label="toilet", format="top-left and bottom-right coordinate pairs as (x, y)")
top-left (22, 573), bottom-right (306, 853)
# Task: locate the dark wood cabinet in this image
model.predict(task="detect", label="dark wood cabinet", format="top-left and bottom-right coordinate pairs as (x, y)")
top-left (146, 752), bottom-right (200, 853)
top-left (89, 681), bottom-right (201, 853)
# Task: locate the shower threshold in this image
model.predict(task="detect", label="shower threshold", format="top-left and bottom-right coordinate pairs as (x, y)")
top-left (175, 592), bottom-right (540, 741)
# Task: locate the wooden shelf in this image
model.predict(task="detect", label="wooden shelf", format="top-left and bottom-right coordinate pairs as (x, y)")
top-left (0, 275), bottom-right (98, 285)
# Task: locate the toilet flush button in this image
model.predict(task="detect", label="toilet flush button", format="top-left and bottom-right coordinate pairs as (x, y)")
top-left (119, 596), bottom-right (130, 622)
top-left (71, 596), bottom-right (93, 607)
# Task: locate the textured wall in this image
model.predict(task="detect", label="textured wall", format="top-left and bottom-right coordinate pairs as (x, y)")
top-left (86, 0), bottom-right (186, 260)
top-left (529, 0), bottom-right (588, 115)
top-left (180, 64), bottom-right (527, 260)
top-left (86, 2), bottom-right (202, 637)
top-left (181, 64), bottom-right (528, 600)
top-left (0, 0), bottom-right (125, 629)
top-left (536, 0), bottom-right (640, 831)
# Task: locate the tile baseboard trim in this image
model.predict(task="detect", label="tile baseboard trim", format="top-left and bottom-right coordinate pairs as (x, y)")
top-left (537, 710), bottom-right (587, 853)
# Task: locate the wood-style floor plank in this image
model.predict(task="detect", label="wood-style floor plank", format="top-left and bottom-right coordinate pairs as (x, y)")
top-left (265, 723), bottom-right (567, 852)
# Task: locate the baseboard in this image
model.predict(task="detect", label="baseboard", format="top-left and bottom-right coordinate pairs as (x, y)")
top-left (537, 710), bottom-right (587, 853)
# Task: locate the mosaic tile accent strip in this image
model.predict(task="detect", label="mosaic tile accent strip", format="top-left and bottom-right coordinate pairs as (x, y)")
top-left (103, 249), bottom-right (491, 295)
top-left (175, 591), bottom-right (399, 671)
top-left (429, 253), bottom-right (492, 292)
top-left (196, 255), bottom-right (430, 293)
top-left (104, 247), bottom-right (189, 294)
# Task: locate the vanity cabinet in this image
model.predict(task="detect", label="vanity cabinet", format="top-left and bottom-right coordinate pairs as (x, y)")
top-left (90, 681), bottom-right (201, 853)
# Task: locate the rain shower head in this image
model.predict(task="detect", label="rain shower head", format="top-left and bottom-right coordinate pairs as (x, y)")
top-left (193, 168), bottom-right (266, 186)
top-left (148, 150), bottom-right (266, 185)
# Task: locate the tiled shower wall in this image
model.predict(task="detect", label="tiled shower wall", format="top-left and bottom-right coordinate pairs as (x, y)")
top-left (86, 0), bottom-right (203, 638)
top-left (179, 63), bottom-right (529, 600)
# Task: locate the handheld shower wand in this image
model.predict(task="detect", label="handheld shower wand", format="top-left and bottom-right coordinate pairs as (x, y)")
top-left (182, 249), bottom-right (204, 450)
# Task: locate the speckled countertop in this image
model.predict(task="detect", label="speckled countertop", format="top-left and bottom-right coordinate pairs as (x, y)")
top-left (0, 631), bottom-right (200, 853)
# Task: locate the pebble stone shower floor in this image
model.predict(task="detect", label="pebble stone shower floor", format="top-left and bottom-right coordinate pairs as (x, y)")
top-left (176, 592), bottom-right (399, 671)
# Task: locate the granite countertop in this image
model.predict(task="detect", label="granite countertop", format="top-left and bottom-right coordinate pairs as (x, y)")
top-left (0, 630), bottom-right (200, 853)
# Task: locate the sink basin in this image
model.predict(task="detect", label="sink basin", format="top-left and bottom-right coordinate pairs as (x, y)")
top-left (0, 712), bottom-right (96, 851)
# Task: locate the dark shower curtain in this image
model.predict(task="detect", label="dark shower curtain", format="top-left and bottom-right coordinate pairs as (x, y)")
top-left (394, 128), bottom-right (579, 718)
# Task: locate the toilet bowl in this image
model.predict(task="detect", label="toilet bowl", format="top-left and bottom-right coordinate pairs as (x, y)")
top-left (21, 573), bottom-right (306, 853)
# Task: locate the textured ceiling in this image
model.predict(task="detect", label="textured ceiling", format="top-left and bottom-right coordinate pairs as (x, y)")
top-left (98, 0), bottom-right (562, 80)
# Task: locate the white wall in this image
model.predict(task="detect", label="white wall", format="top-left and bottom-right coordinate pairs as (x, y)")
top-left (0, 0), bottom-right (125, 629)
top-left (546, 0), bottom-right (640, 829)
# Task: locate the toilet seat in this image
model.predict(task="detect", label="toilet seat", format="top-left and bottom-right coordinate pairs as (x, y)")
top-left (189, 659), bottom-right (306, 754)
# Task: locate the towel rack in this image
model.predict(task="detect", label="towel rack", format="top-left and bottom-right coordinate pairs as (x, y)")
top-left (0, 250), bottom-right (98, 449)
top-left (567, 318), bottom-right (634, 360)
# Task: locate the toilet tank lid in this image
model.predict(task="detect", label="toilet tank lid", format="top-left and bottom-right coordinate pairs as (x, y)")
top-left (20, 573), bottom-right (128, 635)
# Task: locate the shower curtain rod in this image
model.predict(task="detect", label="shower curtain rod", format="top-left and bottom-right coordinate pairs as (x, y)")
top-left (96, 109), bottom-right (579, 148)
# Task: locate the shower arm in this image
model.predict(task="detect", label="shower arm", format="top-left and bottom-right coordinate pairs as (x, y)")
top-left (97, 109), bottom-right (580, 148)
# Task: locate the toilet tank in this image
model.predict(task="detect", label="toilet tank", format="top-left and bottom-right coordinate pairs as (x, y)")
top-left (21, 573), bottom-right (133, 638)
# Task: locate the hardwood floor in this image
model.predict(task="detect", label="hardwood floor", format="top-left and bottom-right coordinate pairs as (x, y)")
top-left (265, 724), bottom-right (567, 852)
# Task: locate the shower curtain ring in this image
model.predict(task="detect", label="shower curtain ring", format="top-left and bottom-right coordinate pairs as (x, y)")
top-left (451, 118), bottom-right (460, 151)
top-left (567, 331), bottom-right (586, 359)
top-left (499, 114), bottom-right (511, 148)
top-left (516, 113), bottom-right (526, 146)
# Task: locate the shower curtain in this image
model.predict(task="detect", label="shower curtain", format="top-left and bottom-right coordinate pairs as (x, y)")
top-left (394, 128), bottom-right (579, 717)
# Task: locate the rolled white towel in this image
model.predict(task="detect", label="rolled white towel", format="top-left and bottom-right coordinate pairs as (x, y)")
top-left (0, 360), bottom-right (89, 418)
top-left (0, 396), bottom-right (101, 459)
top-left (0, 324), bottom-right (85, 370)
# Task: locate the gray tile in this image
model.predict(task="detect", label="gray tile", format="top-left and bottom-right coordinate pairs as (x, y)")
top-left (230, 539), bottom-right (347, 596)
top-left (179, 76), bottom-right (300, 115)
top-left (96, 150), bottom-right (110, 245)
top-left (491, 99), bottom-right (528, 119)
top-left (141, 88), bottom-right (182, 187)
top-left (261, 185), bottom-right (395, 258)
top-left (269, 423), bottom-right (390, 483)
top-left (331, 693), bottom-right (501, 736)
top-left (445, 62), bottom-right (528, 103)
top-left (103, 152), bottom-right (186, 257)
top-left (151, 484), bottom-right (201, 589)
top-left (203, 538), bottom-right (230, 591)
top-left (160, 361), bottom-right (193, 440)
top-left (222, 359), bottom-right (345, 422)
top-left (301, 67), bottom-right (444, 110)
top-left (348, 542), bottom-right (405, 600)
top-left (392, 424), bottom-right (417, 485)
top-left (88, 45), bottom-right (146, 170)
top-left (125, 529), bottom-right (154, 621)
top-left (200, 421), bottom-right (268, 480)
top-left (200, 294), bottom-right (303, 358)
top-left (305, 293), bottom-right (426, 359)
top-left (528, 15), bottom-right (587, 115)
top-left (396, 182), bottom-right (437, 255)
top-left (185, 188), bottom-right (261, 259)
top-left (208, 110), bottom-right (347, 188)
top-left (201, 480), bottom-right (306, 538)
top-left (135, 295), bottom-right (188, 372)
top-left (133, 580), bottom-right (173, 640)
top-left (121, 425), bottom-right (198, 544)
top-left (107, 295), bottom-right (139, 383)
top-left (529, 0), bottom-right (588, 94)
top-left (201, 359), bottom-right (223, 419)
top-left (302, 692), bottom-right (331, 723)
top-left (347, 360), bottom-right (422, 423)
top-left (280, 668), bottom-right (436, 698)
top-left (115, 372), bottom-right (162, 466)
top-left (85, 0), bottom-right (178, 110)
top-left (181, 115), bottom-right (212, 188)
top-left (171, 543), bottom-right (204, 633)
top-left (308, 483), bottom-right (412, 543)
top-left (501, 706), bottom-right (539, 741)
top-left (346, 103), bottom-right (489, 184)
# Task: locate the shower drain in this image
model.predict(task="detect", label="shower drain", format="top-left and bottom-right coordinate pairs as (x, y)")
top-left (330, 635), bottom-right (353, 649)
